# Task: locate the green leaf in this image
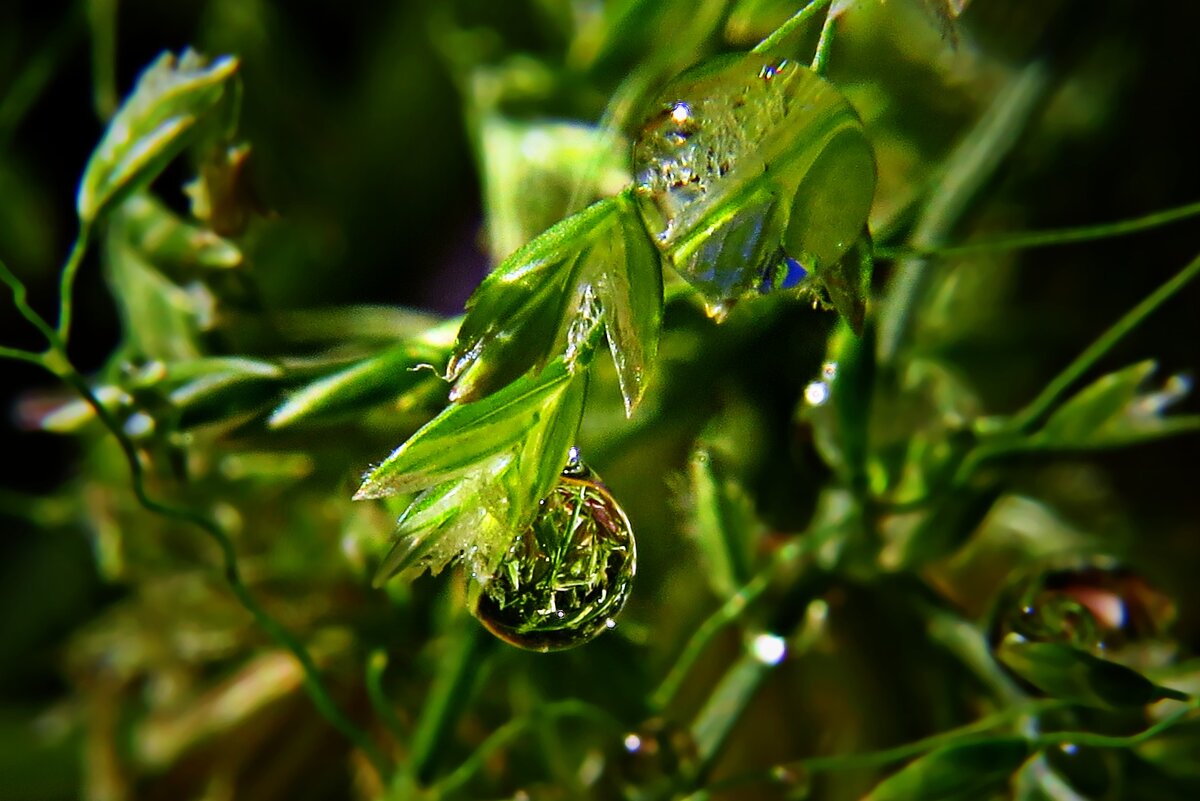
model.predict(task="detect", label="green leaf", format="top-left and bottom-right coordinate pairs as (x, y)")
top-left (631, 52), bottom-right (875, 316)
top-left (268, 344), bottom-right (443, 429)
top-left (863, 737), bottom-right (1032, 801)
top-left (355, 358), bottom-right (576, 500)
top-left (597, 190), bottom-right (664, 416)
top-left (446, 197), bottom-right (621, 402)
top-left (688, 446), bottom-right (757, 599)
top-left (104, 237), bottom-right (207, 362)
top-left (997, 637), bottom-right (1190, 709)
top-left (77, 49), bottom-right (239, 224)
top-left (1034, 361), bottom-right (1200, 449)
top-left (113, 193), bottom-right (242, 271)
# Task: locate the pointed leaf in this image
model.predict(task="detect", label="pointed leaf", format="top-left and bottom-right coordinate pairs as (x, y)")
top-left (78, 50), bottom-right (239, 223)
top-left (864, 738), bottom-right (1032, 801)
top-left (997, 638), bottom-right (1190, 709)
top-left (598, 190), bottom-right (664, 416)
top-left (355, 359), bottom-right (575, 499)
top-left (447, 196), bottom-right (622, 402)
top-left (269, 344), bottom-right (441, 428)
top-left (688, 446), bottom-right (757, 598)
top-left (1036, 361), bottom-right (1200, 449)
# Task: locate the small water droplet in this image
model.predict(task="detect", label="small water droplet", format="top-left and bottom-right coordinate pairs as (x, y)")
top-left (751, 632), bottom-right (788, 665)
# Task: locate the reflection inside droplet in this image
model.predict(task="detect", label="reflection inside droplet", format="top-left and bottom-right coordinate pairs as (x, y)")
top-left (669, 101), bottom-right (692, 125)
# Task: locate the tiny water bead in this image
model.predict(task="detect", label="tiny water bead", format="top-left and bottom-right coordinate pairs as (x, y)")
top-left (474, 451), bottom-right (636, 652)
top-left (990, 557), bottom-right (1177, 657)
top-left (632, 53), bottom-right (875, 316)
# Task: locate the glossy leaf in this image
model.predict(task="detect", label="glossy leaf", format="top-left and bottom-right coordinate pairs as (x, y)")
top-left (268, 344), bottom-right (443, 429)
top-left (356, 358), bottom-right (577, 500)
top-left (863, 737), bottom-right (1032, 801)
top-left (1034, 361), bottom-right (1200, 449)
top-left (632, 51), bottom-right (875, 319)
top-left (78, 49), bottom-right (239, 224)
top-left (597, 190), bottom-right (664, 416)
top-left (997, 637), bottom-right (1190, 709)
top-left (368, 363), bottom-right (588, 584)
top-left (446, 197), bottom-right (620, 402)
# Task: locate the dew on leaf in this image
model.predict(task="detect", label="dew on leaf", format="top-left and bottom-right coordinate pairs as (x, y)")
top-left (474, 453), bottom-right (636, 652)
top-left (632, 53), bottom-right (874, 315)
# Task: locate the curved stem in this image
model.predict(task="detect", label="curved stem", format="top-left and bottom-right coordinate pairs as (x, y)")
top-left (1005, 249), bottom-right (1200, 435)
top-left (753, 0), bottom-right (833, 56)
top-left (366, 649), bottom-right (409, 743)
top-left (3, 256), bottom-right (389, 779)
top-left (873, 199), bottom-right (1200, 261)
top-left (810, 3), bottom-right (838, 74)
top-left (56, 225), bottom-right (92, 344)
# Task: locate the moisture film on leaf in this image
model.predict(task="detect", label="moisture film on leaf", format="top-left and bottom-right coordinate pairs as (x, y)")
top-left (632, 51), bottom-right (875, 320)
top-left (78, 49), bottom-right (239, 224)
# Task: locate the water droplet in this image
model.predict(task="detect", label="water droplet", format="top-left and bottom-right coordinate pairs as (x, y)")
top-left (750, 632), bottom-right (788, 665)
top-left (803, 380), bottom-right (829, 406)
top-left (990, 556), bottom-right (1177, 661)
top-left (474, 456), bottom-right (636, 652)
top-left (631, 53), bottom-right (874, 312)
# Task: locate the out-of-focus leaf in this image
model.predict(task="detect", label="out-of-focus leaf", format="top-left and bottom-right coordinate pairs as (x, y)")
top-left (1034, 361), bottom-right (1200, 449)
top-left (863, 737), bottom-right (1032, 801)
top-left (78, 49), bottom-right (239, 224)
top-left (997, 637), bottom-right (1190, 709)
top-left (184, 142), bottom-right (259, 237)
top-left (478, 116), bottom-right (629, 261)
top-left (113, 193), bottom-right (241, 270)
top-left (105, 238), bottom-right (208, 362)
top-left (688, 446), bottom-right (757, 599)
top-left (446, 197), bottom-right (620, 403)
top-left (596, 190), bottom-right (664, 416)
top-left (355, 358), bottom-right (577, 500)
top-left (268, 343), bottom-right (443, 428)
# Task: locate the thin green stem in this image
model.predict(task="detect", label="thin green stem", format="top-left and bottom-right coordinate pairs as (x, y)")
top-left (753, 0), bottom-right (833, 56)
top-left (366, 649), bottom-right (409, 743)
top-left (2, 256), bottom-right (389, 779)
top-left (1004, 250), bottom-right (1200, 435)
top-left (873, 200), bottom-right (1200, 261)
top-left (1033, 698), bottom-right (1199, 750)
top-left (0, 345), bottom-right (46, 365)
top-left (86, 0), bottom-right (119, 120)
top-left (810, 3), bottom-right (838, 74)
top-left (1, 259), bottom-right (61, 347)
top-left (408, 621), bottom-right (489, 785)
top-left (650, 539), bottom-right (801, 711)
top-left (432, 701), bottom-right (620, 798)
top-left (876, 54), bottom-right (1054, 365)
top-left (55, 227), bottom-right (93, 344)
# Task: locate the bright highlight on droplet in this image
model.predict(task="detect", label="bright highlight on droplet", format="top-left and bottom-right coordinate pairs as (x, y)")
top-left (624, 733), bottom-right (643, 752)
top-left (669, 101), bottom-right (692, 125)
top-left (804, 380), bottom-right (829, 406)
top-left (751, 633), bottom-right (787, 665)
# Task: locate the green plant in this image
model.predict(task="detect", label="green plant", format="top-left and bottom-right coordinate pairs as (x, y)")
top-left (3, 1), bottom-right (1200, 799)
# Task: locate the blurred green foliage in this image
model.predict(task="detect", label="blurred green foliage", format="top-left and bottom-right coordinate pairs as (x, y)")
top-left (2, 1), bottom-right (1200, 800)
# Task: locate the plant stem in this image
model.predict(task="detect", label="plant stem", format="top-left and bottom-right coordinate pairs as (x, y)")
top-left (810, 3), bottom-right (838, 74)
top-left (366, 650), bottom-right (409, 743)
top-left (876, 55), bottom-right (1055, 365)
top-left (3, 256), bottom-right (390, 780)
top-left (56, 226), bottom-right (93, 343)
top-left (432, 701), bottom-right (619, 798)
top-left (1005, 249), bottom-right (1200, 434)
top-left (753, 0), bottom-right (833, 56)
top-left (1032, 698), bottom-right (1199, 750)
top-left (873, 199), bottom-right (1200, 261)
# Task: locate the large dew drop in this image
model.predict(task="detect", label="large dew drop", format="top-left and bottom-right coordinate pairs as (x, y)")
top-left (632, 53), bottom-right (874, 316)
top-left (474, 453), bottom-right (636, 652)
